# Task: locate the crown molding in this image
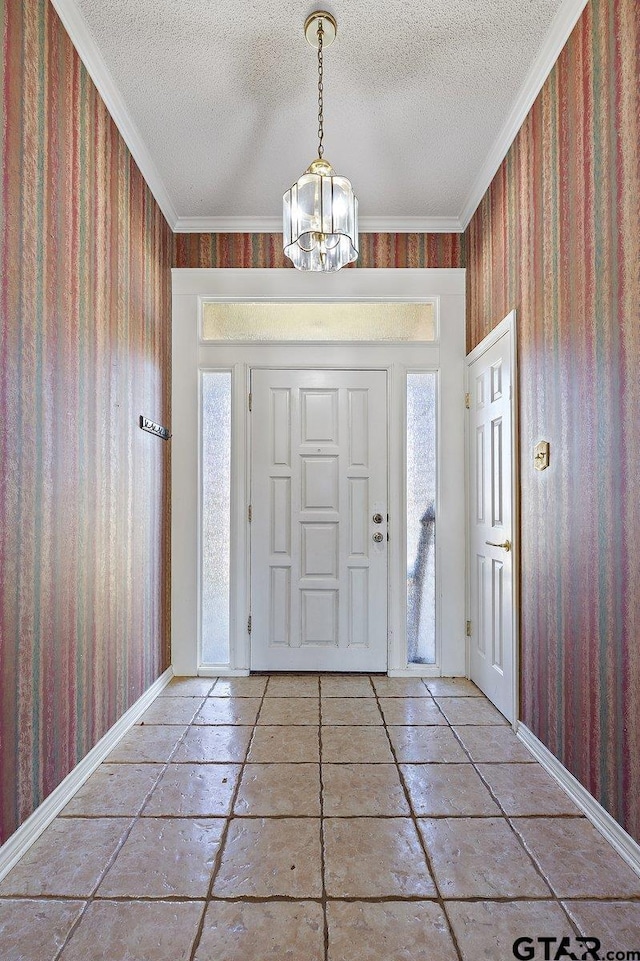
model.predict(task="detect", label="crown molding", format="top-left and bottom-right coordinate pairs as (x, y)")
top-left (173, 215), bottom-right (464, 234)
top-left (50, 0), bottom-right (179, 229)
top-left (458, 0), bottom-right (589, 229)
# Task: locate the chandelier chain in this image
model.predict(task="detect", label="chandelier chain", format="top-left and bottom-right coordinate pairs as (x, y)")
top-left (317, 20), bottom-right (324, 157)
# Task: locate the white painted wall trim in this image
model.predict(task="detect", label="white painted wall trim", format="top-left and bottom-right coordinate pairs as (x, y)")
top-left (517, 723), bottom-right (640, 878)
top-left (172, 268), bottom-right (466, 677)
top-left (459, 0), bottom-right (589, 227)
top-left (0, 667), bottom-right (173, 884)
top-left (49, 0), bottom-right (178, 229)
top-left (173, 216), bottom-right (464, 234)
top-left (52, 0), bottom-right (586, 237)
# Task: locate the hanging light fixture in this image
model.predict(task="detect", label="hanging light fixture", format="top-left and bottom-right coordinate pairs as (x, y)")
top-left (283, 11), bottom-right (358, 271)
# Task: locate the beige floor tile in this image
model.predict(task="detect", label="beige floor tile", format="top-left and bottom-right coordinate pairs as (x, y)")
top-left (213, 818), bottom-right (322, 897)
top-left (61, 764), bottom-right (163, 817)
top-left (0, 818), bottom-right (131, 897)
top-left (324, 817), bottom-right (436, 897)
top-left (418, 817), bottom-right (551, 898)
top-left (401, 763), bottom-right (500, 816)
top-left (194, 697), bottom-right (261, 725)
top-left (388, 726), bottom-right (468, 763)
top-left (107, 724), bottom-right (187, 763)
top-left (435, 696), bottom-right (508, 725)
top-left (327, 901), bottom-right (459, 961)
top-left (173, 725), bottom-right (252, 763)
top-left (562, 900), bottom-right (640, 948)
top-left (321, 676), bottom-right (375, 697)
top-left (247, 725), bottom-right (320, 762)
top-left (453, 726), bottom-right (536, 763)
top-left (379, 697), bottom-right (447, 725)
top-left (60, 900), bottom-right (203, 961)
top-left (446, 900), bottom-right (572, 961)
top-left (477, 763), bottom-right (582, 815)
top-left (322, 763), bottom-right (410, 815)
top-left (97, 818), bottom-right (224, 898)
top-left (234, 763), bottom-right (321, 815)
top-left (195, 901), bottom-right (324, 961)
top-left (258, 697), bottom-right (319, 725)
top-left (210, 676), bottom-right (268, 697)
top-left (143, 763), bottom-right (239, 816)
top-left (321, 726), bottom-right (394, 763)
top-left (138, 697), bottom-right (204, 724)
top-left (371, 677), bottom-right (430, 697)
top-left (0, 899), bottom-right (85, 961)
top-left (160, 677), bottom-right (216, 697)
top-left (511, 817), bottom-right (640, 897)
top-left (265, 675), bottom-right (320, 697)
top-left (321, 697), bottom-right (383, 725)
top-left (138, 696), bottom-right (204, 725)
top-left (425, 677), bottom-right (483, 697)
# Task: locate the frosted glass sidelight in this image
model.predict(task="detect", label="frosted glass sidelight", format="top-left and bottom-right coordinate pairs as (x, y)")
top-left (202, 302), bottom-right (436, 342)
top-left (406, 373), bottom-right (437, 665)
top-left (201, 372), bottom-right (232, 665)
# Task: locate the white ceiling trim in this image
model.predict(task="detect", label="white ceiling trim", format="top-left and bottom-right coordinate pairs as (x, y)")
top-left (51, 0), bottom-right (587, 237)
top-left (50, 0), bottom-right (179, 228)
top-left (458, 0), bottom-right (590, 229)
top-left (173, 216), bottom-right (464, 234)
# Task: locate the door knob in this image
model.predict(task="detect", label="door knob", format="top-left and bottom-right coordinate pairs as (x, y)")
top-left (372, 532), bottom-right (384, 543)
top-left (372, 513), bottom-right (383, 524)
top-left (485, 539), bottom-right (511, 552)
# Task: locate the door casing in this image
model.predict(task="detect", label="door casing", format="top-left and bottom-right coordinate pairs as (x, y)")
top-left (171, 268), bottom-right (466, 677)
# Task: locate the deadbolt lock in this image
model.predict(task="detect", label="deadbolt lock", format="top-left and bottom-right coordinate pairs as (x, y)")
top-left (372, 513), bottom-right (383, 524)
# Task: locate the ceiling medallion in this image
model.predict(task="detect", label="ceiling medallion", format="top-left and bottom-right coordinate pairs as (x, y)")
top-left (283, 11), bottom-right (359, 271)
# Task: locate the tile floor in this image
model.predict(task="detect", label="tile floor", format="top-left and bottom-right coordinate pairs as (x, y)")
top-left (2, 674), bottom-right (639, 960)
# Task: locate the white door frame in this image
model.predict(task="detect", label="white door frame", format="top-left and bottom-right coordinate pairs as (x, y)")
top-left (465, 310), bottom-right (520, 727)
top-left (172, 268), bottom-right (466, 677)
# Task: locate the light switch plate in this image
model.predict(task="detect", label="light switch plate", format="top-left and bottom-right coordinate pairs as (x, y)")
top-left (534, 440), bottom-right (550, 471)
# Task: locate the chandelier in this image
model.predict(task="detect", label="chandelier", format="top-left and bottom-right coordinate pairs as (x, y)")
top-left (283, 11), bottom-right (359, 271)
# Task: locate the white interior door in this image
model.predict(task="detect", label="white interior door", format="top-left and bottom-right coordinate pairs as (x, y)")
top-left (467, 322), bottom-right (515, 720)
top-left (250, 369), bottom-right (388, 671)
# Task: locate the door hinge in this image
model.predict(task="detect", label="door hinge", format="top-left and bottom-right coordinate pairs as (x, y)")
top-left (465, 392), bottom-right (471, 410)
top-left (466, 619), bottom-right (472, 637)
top-left (248, 504), bottom-right (252, 523)
top-left (248, 392), bottom-right (252, 412)
top-left (247, 615), bottom-right (252, 635)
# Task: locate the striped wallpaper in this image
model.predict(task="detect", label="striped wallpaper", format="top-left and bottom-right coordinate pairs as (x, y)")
top-left (466, 0), bottom-right (640, 839)
top-left (174, 231), bottom-right (465, 269)
top-left (0, 0), bottom-right (172, 843)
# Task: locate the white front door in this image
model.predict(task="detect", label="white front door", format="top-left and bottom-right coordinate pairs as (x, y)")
top-left (250, 369), bottom-right (388, 671)
top-left (467, 320), bottom-right (515, 720)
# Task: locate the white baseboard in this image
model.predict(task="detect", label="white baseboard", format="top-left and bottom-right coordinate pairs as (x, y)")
top-left (516, 722), bottom-right (640, 877)
top-left (196, 669), bottom-right (249, 677)
top-left (0, 667), bottom-right (174, 883)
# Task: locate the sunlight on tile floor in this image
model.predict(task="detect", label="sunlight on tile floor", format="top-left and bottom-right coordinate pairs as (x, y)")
top-left (1, 675), bottom-right (639, 960)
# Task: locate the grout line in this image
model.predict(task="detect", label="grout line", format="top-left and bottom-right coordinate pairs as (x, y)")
top-left (371, 680), bottom-right (465, 961)
top-left (51, 691), bottom-right (209, 961)
top-left (3, 674), bottom-right (630, 957)
top-left (318, 677), bottom-right (330, 961)
top-left (186, 679), bottom-right (271, 961)
top-left (446, 712), bottom-right (584, 936)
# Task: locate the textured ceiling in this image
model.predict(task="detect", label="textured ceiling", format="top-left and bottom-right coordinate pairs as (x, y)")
top-left (70, 0), bottom-right (566, 225)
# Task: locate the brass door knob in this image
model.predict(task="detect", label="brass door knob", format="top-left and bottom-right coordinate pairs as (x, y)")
top-left (485, 539), bottom-right (511, 552)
